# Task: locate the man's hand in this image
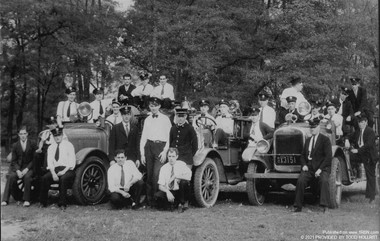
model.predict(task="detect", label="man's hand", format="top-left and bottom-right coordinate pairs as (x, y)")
top-left (344, 139), bottom-right (350, 149)
top-left (135, 160), bottom-right (140, 168)
top-left (21, 168), bottom-right (28, 176)
top-left (35, 148), bottom-right (43, 153)
top-left (16, 170), bottom-right (23, 179)
top-left (158, 151), bottom-right (167, 163)
top-left (315, 169), bottom-right (322, 177)
top-left (346, 116), bottom-right (351, 122)
top-left (52, 173), bottom-right (59, 182)
top-left (121, 191), bottom-right (131, 198)
top-left (57, 170), bottom-right (66, 177)
top-left (354, 111), bottom-right (361, 116)
top-left (124, 184), bottom-right (131, 192)
top-left (141, 156), bottom-right (146, 166)
top-left (351, 148), bottom-right (358, 154)
top-left (110, 160), bottom-right (116, 166)
top-left (302, 165), bottom-right (309, 172)
top-left (166, 191), bottom-right (175, 203)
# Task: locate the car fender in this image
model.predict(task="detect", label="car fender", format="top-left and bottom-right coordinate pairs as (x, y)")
top-left (193, 148), bottom-right (222, 167)
top-left (331, 145), bottom-right (351, 185)
top-left (249, 154), bottom-right (272, 170)
top-left (75, 148), bottom-right (109, 167)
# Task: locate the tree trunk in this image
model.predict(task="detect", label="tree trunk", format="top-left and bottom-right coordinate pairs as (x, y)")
top-left (7, 77), bottom-right (16, 148)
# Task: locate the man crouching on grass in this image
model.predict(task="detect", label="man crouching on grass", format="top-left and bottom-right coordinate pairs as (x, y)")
top-left (107, 149), bottom-right (144, 210)
top-left (154, 147), bottom-right (191, 213)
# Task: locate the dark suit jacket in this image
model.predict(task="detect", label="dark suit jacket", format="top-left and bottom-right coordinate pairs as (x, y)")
top-left (108, 122), bottom-right (140, 162)
top-left (300, 133), bottom-right (332, 173)
top-left (9, 139), bottom-right (37, 173)
top-left (169, 123), bottom-right (198, 165)
top-left (243, 122), bottom-right (274, 140)
top-left (278, 107), bottom-right (302, 124)
top-left (348, 126), bottom-right (378, 163)
top-left (117, 84), bottom-right (136, 105)
top-left (348, 87), bottom-right (367, 113)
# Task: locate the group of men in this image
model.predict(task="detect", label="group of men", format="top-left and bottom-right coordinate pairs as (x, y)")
top-left (2, 73), bottom-right (378, 213)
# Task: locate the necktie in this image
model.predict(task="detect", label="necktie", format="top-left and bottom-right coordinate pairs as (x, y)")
top-left (99, 101), bottom-right (104, 115)
top-left (168, 165), bottom-right (175, 190)
top-left (259, 108), bottom-right (263, 122)
top-left (125, 124), bottom-right (129, 136)
top-left (67, 102), bottom-right (72, 117)
top-left (55, 143), bottom-right (60, 161)
top-left (142, 85), bottom-right (146, 92)
top-left (359, 130), bottom-right (363, 147)
top-left (250, 124), bottom-right (255, 136)
top-left (113, 115), bottom-right (117, 124)
top-left (120, 165), bottom-right (125, 187)
top-left (152, 114), bottom-right (158, 118)
top-left (22, 141), bottom-right (26, 152)
top-left (311, 136), bottom-right (315, 152)
top-left (161, 85), bottom-right (165, 95)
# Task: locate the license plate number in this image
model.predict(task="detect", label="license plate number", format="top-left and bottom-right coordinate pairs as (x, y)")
top-left (276, 155), bottom-right (298, 165)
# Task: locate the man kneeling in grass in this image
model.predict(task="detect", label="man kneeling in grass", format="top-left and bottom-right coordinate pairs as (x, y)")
top-left (154, 147), bottom-right (191, 213)
top-left (107, 149), bottom-right (144, 210)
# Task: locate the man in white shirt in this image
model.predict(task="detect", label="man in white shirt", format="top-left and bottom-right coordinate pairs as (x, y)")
top-left (213, 100), bottom-right (234, 148)
top-left (151, 73), bottom-right (175, 109)
top-left (140, 97), bottom-right (172, 206)
top-left (39, 127), bottom-right (76, 210)
top-left (105, 100), bottom-right (122, 125)
top-left (107, 149), bottom-right (144, 210)
top-left (155, 148), bottom-right (191, 212)
top-left (280, 76), bottom-right (307, 109)
top-left (258, 93), bottom-right (276, 128)
top-left (56, 87), bottom-right (79, 127)
top-left (325, 101), bottom-right (343, 138)
top-left (192, 99), bottom-right (217, 148)
top-left (89, 88), bottom-right (112, 123)
top-left (132, 73), bottom-right (154, 109)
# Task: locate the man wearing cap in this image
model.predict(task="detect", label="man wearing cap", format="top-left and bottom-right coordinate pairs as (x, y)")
top-left (107, 149), bottom-right (144, 210)
top-left (337, 87), bottom-right (354, 136)
top-left (293, 118), bottom-right (332, 212)
top-left (118, 73), bottom-right (136, 106)
top-left (105, 100), bottom-right (123, 125)
top-left (56, 87), bottom-right (79, 127)
top-left (213, 100), bottom-right (234, 148)
top-left (169, 109), bottom-right (198, 167)
top-left (131, 74), bottom-right (154, 109)
top-left (151, 73), bottom-right (175, 109)
top-left (280, 76), bottom-right (307, 109)
top-left (39, 127), bottom-right (76, 210)
top-left (89, 88), bottom-right (112, 123)
top-left (2, 126), bottom-right (37, 207)
top-left (192, 99), bottom-right (217, 148)
top-left (242, 108), bottom-right (274, 161)
top-left (345, 115), bottom-right (378, 203)
top-left (140, 97), bottom-right (172, 206)
top-left (347, 77), bottom-right (374, 128)
top-left (325, 101), bottom-right (343, 140)
top-left (258, 93), bottom-right (276, 128)
top-left (109, 106), bottom-right (140, 165)
top-left (278, 96), bottom-right (301, 124)
top-left (308, 100), bottom-right (324, 120)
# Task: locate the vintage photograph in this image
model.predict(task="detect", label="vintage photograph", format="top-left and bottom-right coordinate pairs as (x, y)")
top-left (1, 0), bottom-right (379, 240)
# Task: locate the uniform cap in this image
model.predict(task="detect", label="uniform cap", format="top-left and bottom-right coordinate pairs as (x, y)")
top-left (149, 97), bottom-right (162, 106)
top-left (65, 87), bottom-right (76, 94)
top-left (219, 99), bottom-right (229, 107)
top-left (350, 77), bottom-right (361, 85)
top-left (120, 105), bottom-right (132, 115)
top-left (92, 88), bottom-right (104, 95)
top-left (286, 96), bottom-right (297, 103)
top-left (199, 99), bottom-right (210, 107)
top-left (308, 118), bottom-right (321, 128)
top-left (51, 127), bottom-right (63, 136)
top-left (290, 76), bottom-right (302, 86)
top-left (258, 93), bottom-right (269, 101)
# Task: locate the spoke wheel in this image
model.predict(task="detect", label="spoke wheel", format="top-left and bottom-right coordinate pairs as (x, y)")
top-left (246, 162), bottom-right (266, 206)
top-left (193, 158), bottom-right (220, 207)
top-left (329, 157), bottom-right (342, 209)
top-left (72, 156), bottom-right (108, 205)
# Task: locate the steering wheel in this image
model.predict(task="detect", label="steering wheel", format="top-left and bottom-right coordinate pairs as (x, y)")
top-left (195, 115), bottom-right (217, 129)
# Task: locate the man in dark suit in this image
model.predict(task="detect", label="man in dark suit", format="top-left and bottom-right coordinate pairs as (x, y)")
top-left (347, 77), bottom-right (374, 128)
top-left (118, 73), bottom-right (136, 106)
top-left (337, 87), bottom-right (355, 137)
top-left (293, 118), bottom-right (332, 212)
top-left (278, 96), bottom-right (302, 125)
top-left (345, 115), bottom-right (378, 203)
top-left (2, 126), bottom-right (37, 207)
top-left (109, 106), bottom-right (140, 167)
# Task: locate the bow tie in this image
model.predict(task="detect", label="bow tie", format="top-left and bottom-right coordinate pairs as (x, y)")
top-left (152, 114), bottom-right (158, 118)
top-left (177, 124), bottom-right (184, 128)
top-left (222, 115), bottom-right (226, 118)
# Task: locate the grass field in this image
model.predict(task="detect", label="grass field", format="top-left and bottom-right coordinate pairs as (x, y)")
top-left (1, 163), bottom-right (379, 241)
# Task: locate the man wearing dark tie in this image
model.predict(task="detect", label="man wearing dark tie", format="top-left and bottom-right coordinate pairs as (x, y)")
top-left (39, 127), bottom-right (76, 210)
top-left (293, 118), bottom-right (332, 212)
top-left (56, 87), bottom-right (78, 127)
top-left (337, 87), bottom-right (355, 136)
top-left (108, 106), bottom-right (140, 166)
top-left (118, 73), bottom-right (136, 106)
top-left (107, 149), bottom-right (144, 210)
top-left (345, 115), bottom-right (378, 203)
top-left (2, 126), bottom-right (37, 207)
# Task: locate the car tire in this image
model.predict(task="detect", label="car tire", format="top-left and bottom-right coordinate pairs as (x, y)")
top-left (329, 157), bottom-right (342, 209)
top-left (246, 162), bottom-right (266, 206)
top-left (72, 156), bottom-right (109, 205)
top-left (193, 157), bottom-right (220, 208)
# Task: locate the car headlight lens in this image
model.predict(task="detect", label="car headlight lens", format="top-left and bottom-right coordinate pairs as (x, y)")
top-left (256, 139), bottom-right (270, 153)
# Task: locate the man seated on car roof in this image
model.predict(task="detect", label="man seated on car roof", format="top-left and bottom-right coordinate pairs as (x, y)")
top-left (242, 107), bottom-right (274, 162)
top-left (213, 99), bottom-right (234, 149)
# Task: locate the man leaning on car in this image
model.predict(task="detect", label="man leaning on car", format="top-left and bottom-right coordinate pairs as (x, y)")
top-left (293, 117), bottom-right (332, 213)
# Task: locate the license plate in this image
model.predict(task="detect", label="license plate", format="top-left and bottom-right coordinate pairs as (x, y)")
top-left (275, 155), bottom-right (299, 165)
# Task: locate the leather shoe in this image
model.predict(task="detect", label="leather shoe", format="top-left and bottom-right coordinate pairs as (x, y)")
top-left (177, 204), bottom-right (184, 213)
top-left (1, 201), bottom-right (8, 206)
top-left (369, 198), bottom-right (375, 204)
top-left (293, 207), bottom-right (302, 212)
top-left (23, 201), bottom-right (31, 207)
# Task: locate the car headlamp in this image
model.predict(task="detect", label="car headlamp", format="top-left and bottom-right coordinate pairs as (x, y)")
top-left (256, 139), bottom-right (270, 153)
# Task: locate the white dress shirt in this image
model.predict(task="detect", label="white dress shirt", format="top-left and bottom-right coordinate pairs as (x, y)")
top-left (47, 140), bottom-right (76, 171)
top-left (337, 99), bottom-right (344, 116)
top-left (215, 113), bottom-right (234, 135)
top-left (107, 160), bottom-right (142, 193)
top-left (158, 161), bottom-right (192, 190)
top-left (308, 133), bottom-right (319, 160)
top-left (89, 99), bottom-right (112, 121)
top-left (56, 101), bottom-right (79, 121)
top-left (140, 112), bottom-right (172, 154)
top-left (327, 113), bottom-right (343, 136)
top-left (280, 87), bottom-right (307, 109)
top-left (131, 83), bottom-right (154, 97)
top-left (249, 122), bottom-right (263, 141)
top-left (260, 105), bottom-right (276, 128)
top-left (151, 83), bottom-right (175, 100)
